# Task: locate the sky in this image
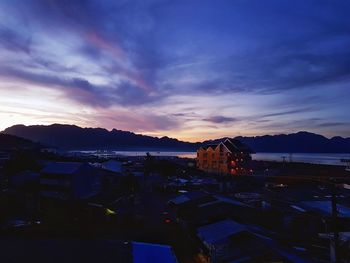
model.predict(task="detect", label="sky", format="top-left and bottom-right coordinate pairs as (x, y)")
top-left (0, 0), bottom-right (349, 142)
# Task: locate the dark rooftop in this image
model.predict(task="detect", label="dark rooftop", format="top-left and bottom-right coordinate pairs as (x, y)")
top-left (200, 138), bottom-right (252, 153)
top-left (41, 162), bottom-right (84, 175)
top-left (0, 239), bottom-right (132, 263)
top-left (197, 219), bottom-right (245, 245)
top-left (0, 239), bottom-right (178, 263)
top-left (223, 138), bottom-right (252, 153)
top-left (201, 144), bottom-right (217, 150)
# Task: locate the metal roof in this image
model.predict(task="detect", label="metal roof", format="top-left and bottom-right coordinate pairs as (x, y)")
top-left (101, 160), bottom-right (123, 173)
top-left (168, 191), bottom-right (212, 205)
top-left (168, 195), bottom-right (191, 205)
top-left (197, 219), bottom-right (245, 245)
top-left (132, 242), bottom-right (178, 263)
top-left (41, 162), bottom-right (83, 175)
top-left (300, 200), bottom-right (350, 217)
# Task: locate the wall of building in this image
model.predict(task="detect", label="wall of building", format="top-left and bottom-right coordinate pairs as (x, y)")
top-left (197, 142), bottom-right (251, 176)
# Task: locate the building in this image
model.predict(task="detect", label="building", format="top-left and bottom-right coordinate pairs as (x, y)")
top-left (10, 170), bottom-right (40, 189)
top-left (40, 162), bottom-right (100, 200)
top-left (168, 191), bottom-right (252, 228)
top-left (197, 138), bottom-right (252, 175)
top-left (0, 239), bottom-right (178, 263)
top-left (197, 219), bottom-right (307, 263)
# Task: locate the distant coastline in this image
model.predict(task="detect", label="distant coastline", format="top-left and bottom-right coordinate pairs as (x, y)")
top-left (69, 150), bottom-right (350, 166)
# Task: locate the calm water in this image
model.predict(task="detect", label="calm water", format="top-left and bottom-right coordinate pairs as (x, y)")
top-left (252, 153), bottom-right (350, 166)
top-left (72, 150), bottom-right (197, 159)
top-left (72, 150), bottom-right (349, 166)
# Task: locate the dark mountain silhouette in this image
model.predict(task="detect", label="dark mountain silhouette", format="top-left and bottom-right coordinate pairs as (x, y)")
top-left (235, 132), bottom-right (350, 153)
top-left (0, 133), bottom-right (40, 150)
top-left (2, 124), bottom-right (200, 151)
top-left (2, 124), bottom-right (350, 153)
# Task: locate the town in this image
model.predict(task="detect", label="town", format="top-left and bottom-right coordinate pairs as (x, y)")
top-left (0, 138), bottom-right (349, 263)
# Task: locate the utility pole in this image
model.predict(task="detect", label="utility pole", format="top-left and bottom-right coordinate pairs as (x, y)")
top-left (331, 183), bottom-right (340, 263)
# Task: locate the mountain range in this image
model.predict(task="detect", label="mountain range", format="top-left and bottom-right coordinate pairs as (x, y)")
top-left (2, 124), bottom-right (350, 153)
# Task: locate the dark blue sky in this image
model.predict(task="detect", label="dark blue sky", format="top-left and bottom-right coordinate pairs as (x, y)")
top-left (0, 0), bottom-right (349, 140)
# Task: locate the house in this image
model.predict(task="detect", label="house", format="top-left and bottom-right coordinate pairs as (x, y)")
top-left (10, 170), bottom-right (40, 189)
top-left (0, 239), bottom-right (178, 263)
top-left (0, 150), bottom-right (10, 169)
top-left (197, 138), bottom-right (252, 175)
top-left (197, 219), bottom-right (307, 263)
top-left (169, 191), bottom-right (251, 228)
top-left (40, 162), bottom-right (100, 200)
top-left (197, 219), bottom-right (245, 258)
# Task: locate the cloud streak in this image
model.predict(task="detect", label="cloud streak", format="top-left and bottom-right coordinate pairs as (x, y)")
top-left (203, 116), bottom-right (237, 124)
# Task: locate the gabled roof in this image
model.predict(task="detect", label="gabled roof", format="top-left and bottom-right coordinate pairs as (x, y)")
top-left (199, 139), bottom-right (252, 153)
top-left (201, 144), bottom-right (218, 150)
top-left (197, 219), bottom-right (245, 245)
top-left (41, 162), bottom-right (84, 175)
top-left (224, 138), bottom-right (252, 153)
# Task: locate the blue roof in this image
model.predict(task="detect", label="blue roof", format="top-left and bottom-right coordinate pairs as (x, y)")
top-left (41, 162), bottom-right (83, 174)
top-left (300, 201), bottom-right (350, 217)
top-left (197, 219), bottom-right (245, 245)
top-left (132, 242), bottom-right (177, 263)
top-left (102, 160), bottom-right (123, 173)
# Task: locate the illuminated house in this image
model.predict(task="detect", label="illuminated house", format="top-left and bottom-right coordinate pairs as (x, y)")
top-left (197, 138), bottom-right (252, 175)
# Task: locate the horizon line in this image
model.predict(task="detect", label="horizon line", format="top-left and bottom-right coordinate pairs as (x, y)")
top-left (2, 123), bottom-right (349, 142)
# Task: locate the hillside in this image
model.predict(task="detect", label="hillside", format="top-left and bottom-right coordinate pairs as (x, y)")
top-left (0, 133), bottom-right (40, 150)
top-left (2, 124), bottom-right (200, 151)
top-left (236, 132), bottom-right (350, 153)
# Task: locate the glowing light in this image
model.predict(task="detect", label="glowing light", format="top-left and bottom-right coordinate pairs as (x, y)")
top-left (105, 208), bottom-right (116, 215)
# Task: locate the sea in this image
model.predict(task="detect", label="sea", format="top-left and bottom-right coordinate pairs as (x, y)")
top-left (72, 150), bottom-right (350, 166)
